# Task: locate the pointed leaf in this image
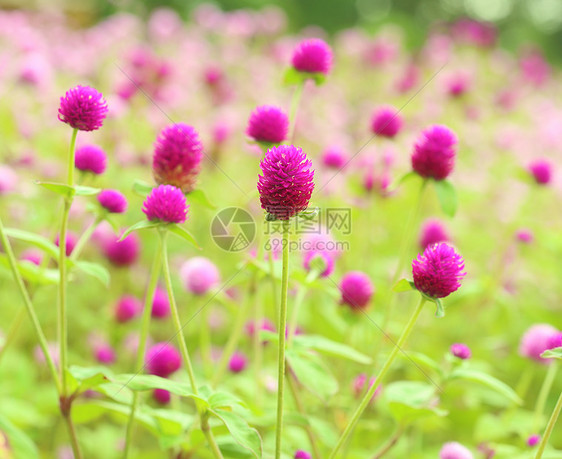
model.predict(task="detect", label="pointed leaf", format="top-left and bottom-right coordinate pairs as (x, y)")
top-left (0, 254), bottom-right (59, 285)
top-left (286, 349), bottom-right (338, 400)
top-left (283, 67), bottom-right (304, 86)
top-left (132, 179), bottom-right (154, 197)
top-left (393, 278), bottom-right (416, 293)
top-left (36, 181), bottom-right (75, 198)
top-left (120, 220), bottom-right (161, 240)
top-left (74, 261), bottom-right (110, 286)
top-left (168, 224), bottom-right (201, 249)
top-left (187, 189), bottom-right (216, 209)
top-left (74, 185), bottom-right (101, 196)
top-left (293, 335), bottom-right (372, 365)
top-left (449, 368), bottom-right (521, 404)
top-left (210, 409), bottom-right (262, 458)
top-left (434, 179), bottom-right (458, 217)
top-left (4, 228), bottom-right (59, 258)
top-left (541, 347), bottom-right (562, 360)
top-left (0, 414), bottom-right (39, 459)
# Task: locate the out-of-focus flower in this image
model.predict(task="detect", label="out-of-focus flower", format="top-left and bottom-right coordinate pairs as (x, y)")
top-left (527, 434), bottom-right (540, 447)
top-left (97, 189), bottom-right (127, 214)
top-left (146, 342), bottom-right (181, 377)
top-left (153, 388), bottom-right (171, 404)
top-left (102, 232), bottom-right (140, 267)
top-left (339, 271), bottom-right (374, 310)
top-left (321, 147), bottom-right (347, 169)
top-left (75, 145), bottom-right (107, 175)
top-left (527, 159), bottom-right (552, 185)
top-left (292, 38), bottom-right (333, 75)
top-left (0, 165), bottom-right (18, 194)
top-left (450, 343), bottom-right (471, 360)
top-left (180, 257), bottom-right (220, 295)
top-left (411, 125), bottom-right (458, 181)
top-left (151, 286), bottom-right (170, 319)
top-left (55, 232), bottom-right (77, 256)
top-left (519, 324), bottom-right (559, 363)
top-left (115, 295), bottom-right (141, 323)
top-left (516, 229), bottom-right (534, 244)
top-left (228, 351), bottom-right (247, 373)
top-left (370, 106), bottom-right (402, 138)
top-left (439, 441), bottom-right (473, 459)
top-left (419, 219), bottom-right (450, 249)
top-left (303, 250), bottom-right (334, 277)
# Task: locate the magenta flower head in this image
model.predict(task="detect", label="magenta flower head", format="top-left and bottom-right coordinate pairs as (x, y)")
top-left (228, 351), bottom-right (247, 373)
top-left (527, 434), bottom-right (540, 447)
top-left (153, 123), bottom-right (203, 193)
top-left (115, 295), bottom-right (141, 323)
top-left (58, 85), bottom-right (108, 131)
top-left (94, 343), bottom-right (116, 364)
top-left (102, 233), bottom-right (140, 267)
top-left (151, 286), bottom-right (170, 319)
top-left (246, 105), bottom-right (289, 145)
top-left (411, 125), bottom-right (458, 181)
top-left (294, 451), bottom-right (312, 459)
top-left (450, 343), bottom-right (471, 360)
top-left (97, 189), bottom-right (128, 214)
top-left (180, 257), bottom-right (220, 295)
top-left (352, 373), bottom-right (382, 401)
top-left (527, 159), bottom-right (552, 185)
top-left (321, 147), bottom-right (347, 169)
top-left (412, 243), bottom-right (465, 299)
top-left (516, 228), bottom-right (534, 244)
top-left (75, 145), bottom-right (107, 175)
top-left (339, 271), bottom-right (374, 310)
top-left (257, 145), bottom-right (315, 220)
top-left (440, 442), bottom-right (473, 459)
top-left (370, 106), bottom-right (403, 138)
top-left (519, 324), bottom-right (559, 363)
top-left (146, 342), bottom-right (181, 377)
top-left (142, 184), bottom-right (188, 223)
top-left (303, 250), bottom-right (335, 277)
top-left (419, 218), bottom-right (450, 249)
top-left (547, 332), bottom-right (562, 350)
top-left (55, 232), bottom-right (77, 256)
top-left (291, 38), bottom-right (333, 75)
top-left (153, 388), bottom-right (171, 405)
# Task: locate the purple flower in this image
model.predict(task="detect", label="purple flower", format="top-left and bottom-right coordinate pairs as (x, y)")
top-left (115, 295), bottom-right (141, 323)
top-left (527, 159), bottom-right (552, 185)
top-left (97, 189), bottom-right (128, 214)
top-left (228, 351), bottom-right (247, 373)
top-left (245, 319), bottom-right (275, 345)
top-left (450, 343), bottom-right (471, 360)
top-left (294, 451), bottom-right (312, 459)
top-left (75, 145), bottom-right (107, 175)
top-left (547, 332), bottom-right (562, 350)
top-left (58, 85), bottom-right (108, 131)
top-left (321, 147), bottom-right (347, 169)
top-left (102, 233), bottom-right (140, 267)
top-left (153, 388), bottom-right (171, 405)
top-left (412, 243), bottom-right (465, 299)
top-left (151, 286), bottom-right (170, 319)
top-left (142, 184), bottom-right (188, 224)
top-left (527, 434), bottom-right (540, 447)
top-left (94, 343), bottom-right (116, 364)
top-left (352, 373), bottom-right (382, 400)
top-left (246, 105), bottom-right (289, 145)
top-left (292, 38), bottom-right (333, 75)
top-left (55, 232), bottom-right (77, 256)
top-left (146, 342), bottom-right (181, 377)
top-left (411, 125), bottom-right (458, 180)
top-left (153, 123), bottom-right (203, 193)
top-left (257, 145), bottom-right (315, 220)
top-left (419, 218), bottom-right (450, 249)
top-left (440, 442), bottom-right (473, 459)
top-left (516, 229), bottom-right (534, 244)
top-left (20, 249), bottom-right (42, 266)
top-left (370, 106), bottom-right (402, 138)
top-left (303, 250), bottom-right (335, 277)
top-left (519, 324), bottom-right (559, 363)
top-left (339, 271), bottom-right (374, 310)
top-left (179, 257), bottom-right (220, 295)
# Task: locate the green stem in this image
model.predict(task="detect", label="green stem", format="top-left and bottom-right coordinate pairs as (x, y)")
top-left (373, 424), bottom-right (405, 459)
top-left (330, 297), bottom-right (427, 458)
top-left (534, 362), bottom-right (559, 431)
top-left (0, 307), bottom-right (26, 364)
top-left (275, 221), bottom-right (290, 459)
top-left (289, 81), bottom-right (304, 142)
top-left (201, 416), bottom-right (224, 459)
top-left (199, 296), bottom-right (212, 377)
top-left (287, 269), bottom-right (318, 346)
top-left (63, 412), bottom-right (83, 459)
top-left (70, 215), bottom-right (103, 262)
top-left (535, 389), bottom-right (562, 459)
top-left (123, 241), bottom-right (163, 459)
top-left (268, 249), bottom-right (278, 325)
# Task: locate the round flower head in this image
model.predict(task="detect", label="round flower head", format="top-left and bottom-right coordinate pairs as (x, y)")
top-left (153, 123), bottom-right (203, 193)
top-left (547, 332), bottom-right (562, 350)
top-left (102, 233), bottom-right (140, 267)
top-left (339, 271), bottom-right (374, 310)
top-left (370, 106), bottom-right (403, 138)
top-left (75, 145), bottom-right (107, 175)
top-left (151, 286), bottom-right (170, 319)
top-left (257, 145), bottom-right (315, 220)
top-left (180, 257), bottom-right (220, 295)
top-left (450, 343), bottom-right (471, 360)
top-left (142, 184), bottom-right (188, 223)
top-left (303, 250), bottom-right (335, 277)
top-left (527, 434), bottom-right (540, 447)
top-left (153, 388), bottom-right (171, 405)
top-left (146, 342), bottom-right (181, 377)
top-left (440, 442), bottom-right (473, 459)
top-left (228, 351), bottom-right (247, 373)
top-left (419, 218), bottom-right (450, 249)
top-left (527, 159), bottom-right (552, 185)
top-left (58, 85), bottom-right (108, 131)
top-left (516, 228), bottom-right (534, 244)
top-left (412, 243), bottom-right (465, 299)
top-left (55, 232), bottom-right (77, 256)
top-left (94, 343), bottom-right (116, 364)
top-left (21, 249), bottom-right (42, 266)
top-left (294, 451), bottom-right (312, 459)
top-left (411, 125), bottom-right (458, 180)
top-left (291, 38), bottom-right (333, 75)
top-left (115, 295), bottom-right (141, 323)
top-left (519, 324), bottom-right (559, 363)
top-left (321, 147), bottom-right (347, 169)
top-left (246, 105), bottom-right (289, 145)
top-left (97, 189), bottom-right (128, 214)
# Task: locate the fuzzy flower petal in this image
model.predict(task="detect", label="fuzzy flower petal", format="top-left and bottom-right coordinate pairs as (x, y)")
top-left (411, 125), bottom-right (458, 180)
top-left (75, 145), bottom-right (107, 175)
top-left (58, 85), bottom-right (108, 131)
top-left (142, 184), bottom-right (189, 224)
top-left (292, 38), bottom-right (333, 75)
top-left (246, 105), bottom-right (289, 144)
top-left (370, 106), bottom-right (402, 138)
top-left (340, 271), bottom-right (374, 310)
top-left (97, 189), bottom-right (128, 214)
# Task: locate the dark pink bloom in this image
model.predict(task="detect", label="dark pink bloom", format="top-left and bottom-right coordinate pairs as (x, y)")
top-left (151, 286), bottom-right (170, 319)
top-left (439, 441), bottom-right (473, 459)
top-left (370, 106), bottom-right (402, 138)
top-left (412, 243), bottom-right (465, 299)
top-left (411, 125), bottom-right (458, 181)
top-left (245, 319), bottom-right (275, 345)
top-left (75, 145), bottom-right (107, 175)
top-left (228, 351), bottom-right (247, 373)
top-left (94, 343), bottom-right (116, 364)
top-left (294, 451), bottom-right (312, 459)
top-left (339, 271), bottom-right (374, 310)
top-left (527, 159), bottom-right (552, 185)
top-left (257, 145), bottom-right (314, 220)
top-left (55, 232), bottom-right (77, 256)
top-left (547, 332), bottom-right (562, 350)
top-left (146, 342), bottom-right (181, 377)
top-left (321, 147), bottom-right (347, 169)
top-left (419, 218), bottom-right (449, 249)
top-left (115, 295), bottom-right (141, 323)
top-left (142, 184), bottom-right (188, 223)
top-left (292, 38), bottom-right (333, 75)
top-left (352, 373), bottom-right (382, 401)
top-left (179, 257), bottom-right (220, 295)
top-left (102, 233), bottom-right (140, 267)
top-left (451, 19), bottom-right (496, 48)
top-left (153, 388), bottom-right (171, 404)
top-left (516, 229), bottom-right (534, 244)
top-left (58, 85), bottom-right (108, 131)
top-left (246, 105), bottom-right (289, 145)
top-left (450, 343), bottom-right (471, 360)
top-left (520, 50), bottom-right (550, 86)
top-left (97, 189), bottom-right (128, 214)
top-left (20, 249), bottom-right (42, 265)
top-left (446, 73), bottom-right (470, 97)
top-left (519, 324), bottom-right (558, 363)
top-left (527, 435), bottom-right (540, 447)
top-left (153, 123), bottom-right (203, 193)
top-left (303, 250), bottom-right (334, 277)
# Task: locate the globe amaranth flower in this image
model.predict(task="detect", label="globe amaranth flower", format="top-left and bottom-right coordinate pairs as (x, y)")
top-left (292, 38), bottom-right (333, 75)
top-left (516, 228), bottom-right (534, 244)
top-left (75, 145), bottom-right (107, 175)
top-left (419, 218), bottom-right (450, 249)
top-left (246, 105), bottom-right (289, 145)
top-left (102, 232), bottom-right (140, 267)
top-left (450, 343), bottom-right (471, 360)
top-left (151, 286), bottom-right (170, 319)
top-left (339, 271), bottom-right (374, 310)
top-left (439, 442), bottom-right (473, 459)
top-left (527, 159), bottom-right (552, 185)
top-left (94, 343), bottom-right (116, 365)
top-left (142, 184), bottom-right (188, 224)
top-left (146, 342), bottom-right (181, 377)
top-left (115, 295), bottom-right (141, 323)
top-left (352, 373), bottom-right (382, 401)
top-left (229, 351), bottom-right (247, 373)
top-left (153, 123), bottom-right (203, 193)
top-left (58, 85), bottom-right (108, 131)
top-left (412, 243), bottom-right (465, 299)
top-left (527, 434), bottom-right (540, 447)
top-left (321, 147), bottom-right (347, 169)
top-left (257, 145), bottom-right (315, 220)
top-left (519, 324), bottom-right (559, 363)
top-left (97, 189), bottom-right (128, 214)
top-left (411, 125), bottom-right (458, 180)
top-left (370, 106), bottom-right (403, 138)
top-left (180, 257), bottom-right (220, 295)
top-left (55, 232), bottom-right (77, 256)
top-left (294, 451), bottom-right (312, 459)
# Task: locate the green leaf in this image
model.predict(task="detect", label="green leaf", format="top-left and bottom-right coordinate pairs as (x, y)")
top-left (36, 181), bottom-right (75, 198)
top-left (208, 391), bottom-right (243, 410)
top-left (74, 261), bottom-right (110, 286)
top-left (0, 414), bottom-right (39, 459)
top-left (433, 298), bottom-right (445, 318)
top-left (434, 179), bottom-right (458, 217)
top-left (120, 220), bottom-right (161, 240)
top-left (0, 254), bottom-right (59, 285)
top-left (286, 349), bottom-right (338, 400)
top-left (74, 185), bottom-right (101, 196)
top-left (210, 409), bottom-right (262, 458)
top-left (4, 228), bottom-right (59, 259)
top-left (132, 179), bottom-right (154, 197)
top-left (393, 278), bottom-right (416, 293)
top-left (168, 224), bottom-right (201, 249)
top-left (292, 335), bottom-right (372, 365)
top-left (68, 365), bottom-right (114, 394)
top-left (282, 67), bottom-right (325, 86)
top-left (404, 352), bottom-right (443, 376)
top-left (385, 381), bottom-right (447, 423)
top-left (187, 189), bottom-right (217, 209)
top-left (449, 368), bottom-right (521, 404)
top-left (396, 171), bottom-right (419, 187)
top-left (541, 347), bottom-right (562, 360)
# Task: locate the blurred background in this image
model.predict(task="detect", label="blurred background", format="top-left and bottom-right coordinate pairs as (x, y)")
top-left (2, 0), bottom-right (562, 64)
